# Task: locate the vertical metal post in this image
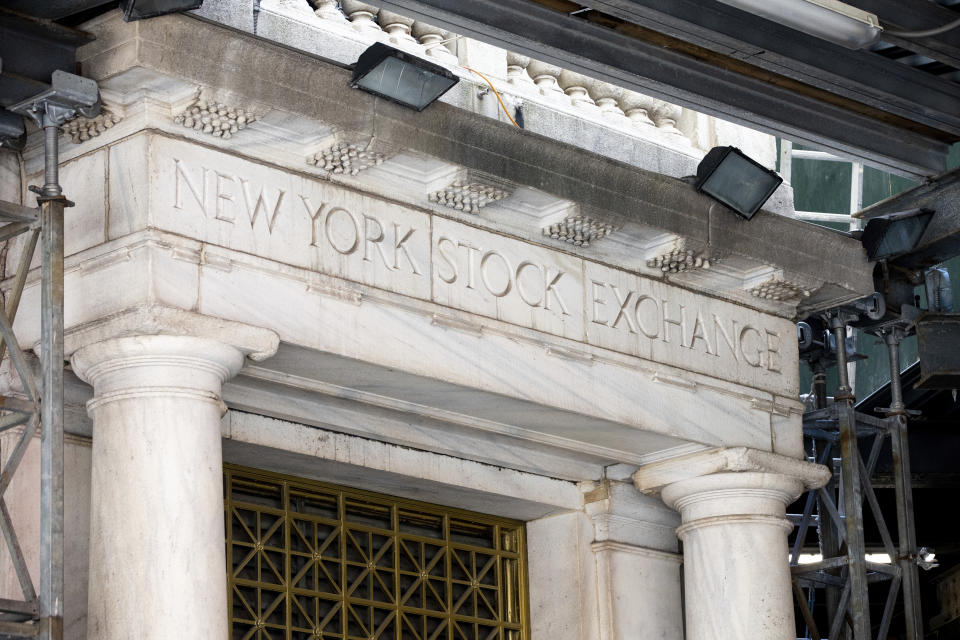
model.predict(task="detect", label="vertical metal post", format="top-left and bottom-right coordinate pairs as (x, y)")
top-left (812, 362), bottom-right (828, 410)
top-left (817, 472), bottom-right (842, 631)
top-left (830, 315), bottom-right (871, 639)
top-left (885, 330), bottom-right (923, 640)
top-left (38, 118), bottom-right (64, 640)
top-left (849, 162), bottom-right (864, 231)
top-left (812, 356), bottom-right (840, 632)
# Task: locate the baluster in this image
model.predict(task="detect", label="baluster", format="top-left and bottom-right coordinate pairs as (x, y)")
top-left (590, 81), bottom-right (626, 117)
top-left (506, 52), bottom-right (534, 86)
top-left (526, 59), bottom-right (564, 98)
top-left (412, 22), bottom-right (458, 64)
top-left (379, 10), bottom-right (419, 48)
top-left (651, 99), bottom-right (684, 136)
top-left (313, 0), bottom-right (346, 22)
top-left (619, 90), bottom-right (656, 126)
top-left (340, 0), bottom-right (381, 31)
top-left (558, 69), bottom-right (597, 109)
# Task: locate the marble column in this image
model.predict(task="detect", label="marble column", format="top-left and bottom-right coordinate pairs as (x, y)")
top-left (69, 311), bottom-right (278, 640)
top-left (634, 447), bottom-right (830, 640)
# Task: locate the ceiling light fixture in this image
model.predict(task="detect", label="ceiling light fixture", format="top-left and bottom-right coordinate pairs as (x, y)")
top-left (714, 0), bottom-right (883, 49)
top-left (694, 146), bottom-right (783, 220)
top-left (350, 43), bottom-right (459, 112)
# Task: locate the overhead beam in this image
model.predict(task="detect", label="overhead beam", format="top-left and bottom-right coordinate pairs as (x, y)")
top-left (0, 9), bottom-right (94, 107)
top-left (367, 0), bottom-right (950, 178)
top-left (846, 0), bottom-right (960, 69)
top-left (579, 0), bottom-right (960, 136)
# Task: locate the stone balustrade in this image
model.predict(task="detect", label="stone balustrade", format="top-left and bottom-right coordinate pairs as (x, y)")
top-left (310, 0), bottom-right (698, 148)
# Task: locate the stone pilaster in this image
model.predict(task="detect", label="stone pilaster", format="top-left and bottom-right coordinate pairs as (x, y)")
top-left (584, 480), bottom-right (684, 640)
top-left (634, 447), bottom-right (831, 640)
top-left (68, 307), bottom-right (278, 640)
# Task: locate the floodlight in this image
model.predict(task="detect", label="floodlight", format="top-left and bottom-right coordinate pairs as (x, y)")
top-left (860, 208), bottom-right (934, 261)
top-left (350, 43), bottom-right (459, 112)
top-left (715, 0), bottom-right (882, 49)
top-left (694, 146), bottom-right (783, 220)
top-left (120, 0), bottom-right (204, 22)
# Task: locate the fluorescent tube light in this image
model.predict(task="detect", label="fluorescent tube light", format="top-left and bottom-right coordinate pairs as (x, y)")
top-left (715, 0), bottom-right (883, 49)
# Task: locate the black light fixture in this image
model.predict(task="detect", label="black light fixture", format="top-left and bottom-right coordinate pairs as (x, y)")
top-left (120, 0), bottom-right (203, 22)
top-left (694, 146), bottom-right (783, 220)
top-left (350, 43), bottom-right (459, 112)
top-left (860, 208), bottom-right (934, 261)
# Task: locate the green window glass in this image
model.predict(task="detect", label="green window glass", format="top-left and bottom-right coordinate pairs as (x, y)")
top-left (225, 465), bottom-right (529, 640)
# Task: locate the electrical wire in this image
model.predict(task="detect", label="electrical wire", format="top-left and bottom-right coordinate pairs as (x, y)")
top-left (883, 15), bottom-right (960, 38)
top-left (464, 67), bottom-right (520, 128)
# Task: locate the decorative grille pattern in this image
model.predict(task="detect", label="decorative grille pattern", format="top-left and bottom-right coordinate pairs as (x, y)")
top-left (225, 466), bottom-right (528, 640)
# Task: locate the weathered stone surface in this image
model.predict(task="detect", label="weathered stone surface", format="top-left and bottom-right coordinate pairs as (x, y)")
top-left (72, 12), bottom-right (874, 315)
top-left (93, 133), bottom-right (798, 394)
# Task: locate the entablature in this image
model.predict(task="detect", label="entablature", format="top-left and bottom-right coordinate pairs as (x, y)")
top-left (40, 8), bottom-right (874, 320)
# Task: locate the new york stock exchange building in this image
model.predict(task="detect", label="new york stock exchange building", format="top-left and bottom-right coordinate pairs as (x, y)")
top-left (0, 2), bottom-right (878, 639)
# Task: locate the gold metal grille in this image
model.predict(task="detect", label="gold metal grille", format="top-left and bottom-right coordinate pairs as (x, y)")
top-left (225, 465), bottom-right (529, 640)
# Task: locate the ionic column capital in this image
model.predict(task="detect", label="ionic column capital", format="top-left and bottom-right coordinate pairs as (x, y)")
top-left (632, 446), bottom-right (830, 496)
top-left (64, 304), bottom-right (279, 362)
top-left (661, 472), bottom-right (804, 539)
top-left (68, 305), bottom-right (279, 403)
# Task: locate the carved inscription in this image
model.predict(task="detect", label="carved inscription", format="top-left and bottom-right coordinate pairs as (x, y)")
top-left (154, 139), bottom-right (793, 393)
top-left (431, 219), bottom-right (584, 341)
top-left (162, 145), bottom-right (430, 300)
top-left (583, 263), bottom-right (785, 388)
top-left (173, 159), bottom-right (286, 232)
top-left (301, 197), bottom-right (422, 275)
top-left (435, 237), bottom-right (568, 313)
top-left (589, 279), bottom-right (781, 372)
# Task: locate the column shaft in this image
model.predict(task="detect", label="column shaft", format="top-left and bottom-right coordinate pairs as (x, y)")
top-left (661, 472), bottom-right (805, 640)
top-left (74, 335), bottom-right (245, 640)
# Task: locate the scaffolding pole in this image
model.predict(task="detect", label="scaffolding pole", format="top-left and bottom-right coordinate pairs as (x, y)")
top-left (0, 71), bottom-right (94, 637)
top-left (885, 330), bottom-right (923, 640)
top-left (792, 321), bottom-right (927, 640)
top-left (831, 314), bottom-right (872, 639)
top-left (38, 120), bottom-right (65, 640)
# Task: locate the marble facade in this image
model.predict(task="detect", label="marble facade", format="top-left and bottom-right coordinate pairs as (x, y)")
top-left (0, 5), bottom-right (873, 640)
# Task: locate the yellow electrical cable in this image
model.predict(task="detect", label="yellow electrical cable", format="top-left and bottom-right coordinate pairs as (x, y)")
top-left (465, 66), bottom-right (520, 128)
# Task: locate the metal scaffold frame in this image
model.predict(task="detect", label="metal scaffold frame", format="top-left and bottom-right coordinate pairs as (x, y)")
top-left (792, 316), bottom-right (926, 640)
top-left (0, 71), bottom-right (98, 640)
